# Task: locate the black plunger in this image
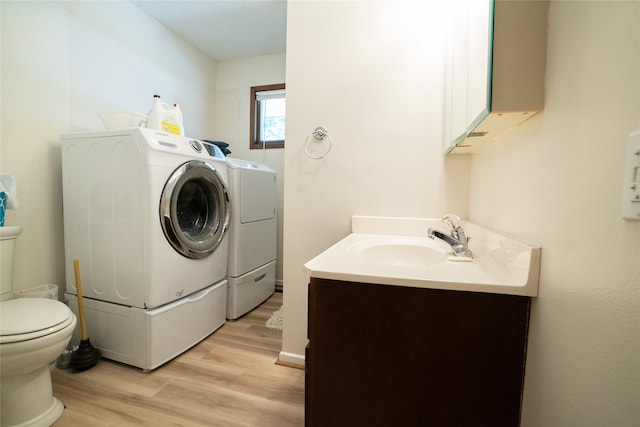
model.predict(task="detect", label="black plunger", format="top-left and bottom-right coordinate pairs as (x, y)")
top-left (70, 259), bottom-right (101, 371)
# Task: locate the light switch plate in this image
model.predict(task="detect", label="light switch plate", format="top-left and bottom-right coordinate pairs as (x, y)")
top-left (621, 130), bottom-right (640, 221)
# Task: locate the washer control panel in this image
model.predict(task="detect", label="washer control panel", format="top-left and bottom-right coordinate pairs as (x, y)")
top-left (189, 139), bottom-right (203, 153)
top-left (144, 129), bottom-right (224, 159)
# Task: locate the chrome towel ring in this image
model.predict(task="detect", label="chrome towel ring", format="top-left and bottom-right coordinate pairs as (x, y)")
top-left (304, 126), bottom-right (332, 159)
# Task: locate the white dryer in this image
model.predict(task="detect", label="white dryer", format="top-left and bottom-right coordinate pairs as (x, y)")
top-left (226, 158), bottom-right (277, 320)
top-left (61, 128), bottom-right (230, 370)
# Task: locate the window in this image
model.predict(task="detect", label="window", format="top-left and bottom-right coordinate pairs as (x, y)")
top-left (250, 83), bottom-right (285, 149)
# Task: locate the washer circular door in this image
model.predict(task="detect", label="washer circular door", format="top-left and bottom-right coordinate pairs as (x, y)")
top-left (160, 161), bottom-right (230, 259)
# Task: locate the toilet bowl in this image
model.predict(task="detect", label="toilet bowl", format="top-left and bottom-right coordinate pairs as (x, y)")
top-left (0, 225), bottom-right (77, 426)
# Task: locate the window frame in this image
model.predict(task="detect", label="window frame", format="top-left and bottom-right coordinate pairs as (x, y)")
top-left (250, 83), bottom-right (286, 150)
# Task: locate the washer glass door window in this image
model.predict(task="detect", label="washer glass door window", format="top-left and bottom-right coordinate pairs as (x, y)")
top-left (160, 161), bottom-right (230, 259)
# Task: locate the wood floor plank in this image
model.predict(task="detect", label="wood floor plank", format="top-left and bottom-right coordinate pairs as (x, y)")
top-left (51, 292), bottom-right (304, 426)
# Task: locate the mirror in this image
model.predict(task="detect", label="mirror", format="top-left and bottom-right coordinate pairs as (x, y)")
top-left (444, 0), bottom-right (493, 154)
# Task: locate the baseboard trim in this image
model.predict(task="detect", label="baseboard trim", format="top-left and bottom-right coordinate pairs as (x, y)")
top-left (275, 359), bottom-right (304, 370)
top-left (277, 351), bottom-right (304, 369)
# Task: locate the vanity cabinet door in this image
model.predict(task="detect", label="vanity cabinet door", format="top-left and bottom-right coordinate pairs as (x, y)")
top-left (306, 278), bottom-right (531, 427)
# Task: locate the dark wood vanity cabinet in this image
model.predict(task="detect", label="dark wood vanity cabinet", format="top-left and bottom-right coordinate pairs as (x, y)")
top-left (305, 278), bottom-right (531, 427)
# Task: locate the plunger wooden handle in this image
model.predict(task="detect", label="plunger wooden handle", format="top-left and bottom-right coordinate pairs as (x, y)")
top-left (73, 259), bottom-right (89, 341)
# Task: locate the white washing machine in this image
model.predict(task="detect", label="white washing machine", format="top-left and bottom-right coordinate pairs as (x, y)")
top-left (226, 158), bottom-right (277, 320)
top-left (61, 128), bottom-right (230, 370)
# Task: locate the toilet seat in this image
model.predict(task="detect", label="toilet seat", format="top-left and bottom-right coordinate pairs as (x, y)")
top-left (0, 298), bottom-right (74, 344)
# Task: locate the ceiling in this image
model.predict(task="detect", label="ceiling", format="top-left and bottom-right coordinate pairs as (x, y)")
top-left (132, 0), bottom-right (287, 61)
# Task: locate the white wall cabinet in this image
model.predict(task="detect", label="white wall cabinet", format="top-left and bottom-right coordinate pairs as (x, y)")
top-left (445, 0), bottom-right (549, 154)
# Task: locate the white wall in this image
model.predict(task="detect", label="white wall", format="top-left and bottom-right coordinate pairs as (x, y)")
top-left (281, 1), bottom-right (471, 364)
top-left (0, 1), bottom-right (217, 294)
top-left (214, 54), bottom-right (286, 284)
top-left (468, 2), bottom-right (639, 426)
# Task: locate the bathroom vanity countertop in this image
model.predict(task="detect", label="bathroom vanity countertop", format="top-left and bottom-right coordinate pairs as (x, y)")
top-left (303, 216), bottom-right (541, 297)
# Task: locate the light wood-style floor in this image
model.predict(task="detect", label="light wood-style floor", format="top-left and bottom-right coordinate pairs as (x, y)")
top-left (51, 292), bottom-right (305, 427)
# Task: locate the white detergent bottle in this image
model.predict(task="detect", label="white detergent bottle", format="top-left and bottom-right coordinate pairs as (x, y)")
top-left (171, 103), bottom-right (184, 136)
top-left (147, 95), bottom-right (171, 132)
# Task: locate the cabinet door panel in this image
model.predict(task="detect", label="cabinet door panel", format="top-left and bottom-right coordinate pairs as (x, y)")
top-left (306, 279), bottom-right (531, 427)
top-left (447, 0), bottom-right (493, 151)
top-left (465, 0), bottom-right (493, 130)
top-left (449, 0), bottom-right (470, 145)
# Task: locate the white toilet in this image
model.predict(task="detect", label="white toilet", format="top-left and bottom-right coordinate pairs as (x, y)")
top-left (0, 225), bottom-right (77, 427)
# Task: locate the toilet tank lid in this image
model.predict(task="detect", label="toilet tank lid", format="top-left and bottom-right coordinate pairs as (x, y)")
top-left (0, 298), bottom-right (72, 336)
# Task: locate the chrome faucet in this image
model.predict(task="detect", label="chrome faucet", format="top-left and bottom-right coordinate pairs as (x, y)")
top-left (427, 214), bottom-right (473, 258)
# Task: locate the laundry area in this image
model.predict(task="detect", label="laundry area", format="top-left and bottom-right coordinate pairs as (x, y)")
top-left (59, 100), bottom-right (279, 372)
top-left (0, 2), bottom-right (289, 417)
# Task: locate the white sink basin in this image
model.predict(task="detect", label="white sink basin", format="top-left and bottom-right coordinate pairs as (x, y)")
top-left (304, 216), bottom-right (542, 297)
top-left (358, 239), bottom-right (446, 266)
